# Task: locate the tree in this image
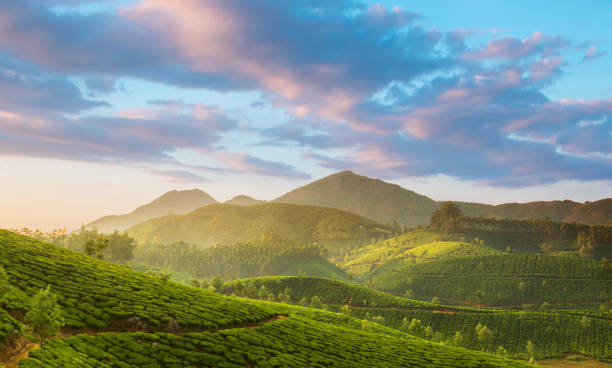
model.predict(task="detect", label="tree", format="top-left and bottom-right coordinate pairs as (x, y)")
top-left (309, 295), bottom-right (322, 309)
top-left (211, 276), bottom-right (224, 291)
top-left (496, 346), bottom-right (508, 357)
top-left (25, 286), bottom-right (65, 367)
top-left (430, 201), bottom-right (462, 232)
top-left (0, 266), bottom-right (10, 304)
top-left (189, 279), bottom-right (201, 288)
top-left (475, 323), bottom-right (493, 350)
top-left (106, 231), bottom-right (136, 263)
top-left (408, 318), bottom-right (424, 338)
top-left (257, 285), bottom-right (268, 299)
top-left (84, 235), bottom-right (109, 259)
top-left (526, 340), bottom-right (535, 360)
top-left (452, 331), bottom-right (464, 347)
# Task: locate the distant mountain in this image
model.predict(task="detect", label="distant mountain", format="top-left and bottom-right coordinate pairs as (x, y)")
top-left (224, 195), bottom-right (264, 206)
top-left (127, 202), bottom-right (390, 247)
top-left (562, 198), bottom-right (612, 225)
top-left (85, 189), bottom-right (218, 233)
top-left (274, 171), bottom-right (438, 227)
top-left (274, 171), bottom-right (612, 226)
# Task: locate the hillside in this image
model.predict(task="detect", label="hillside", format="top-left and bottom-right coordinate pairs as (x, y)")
top-left (127, 202), bottom-right (391, 248)
top-left (133, 236), bottom-right (350, 281)
top-left (0, 230), bottom-right (537, 368)
top-left (224, 194), bottom-right (264, 206)
top-left (274, 170), bottom-right (439, 227)
top-left (220, 276), bottom-right (612, 360)
top-left (85, 189), bottom-right (218, 233)
top-left (344, 239), bottom-right (500, 275)
top-left (273, 171), bottom-right (612, 226)
top-left (369, 254), bottom-right (612, 309)
top-left (563, 198), bottom-right (612, 225)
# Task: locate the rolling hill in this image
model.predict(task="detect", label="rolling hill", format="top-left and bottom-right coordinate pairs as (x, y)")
top-left (274, 171), bottom-right (612, 226)
top-left (220, 276), bottom-right (611, 360)
top-left (126, 202), bottom-right (391, 248)
top-left (224, 194), bottom-right (264, 206)
top-left (0, 230), bottom-right (538, 368)
top-left (368, 254), bottom-right (612, 309)
top-left (133, 236), bottom-right (350, 281)
top-left (85, 189), bottom-right (218, 233)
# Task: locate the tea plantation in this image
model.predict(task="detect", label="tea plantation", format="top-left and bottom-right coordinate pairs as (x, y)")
top-left (220, 276), bottom-right (612, 360)
top-left (369, 254), bottom-right (612, 308)
top-left (18, 316), bottom-right (535, 368)
top-left (0, 230), bottom-right (542, 367)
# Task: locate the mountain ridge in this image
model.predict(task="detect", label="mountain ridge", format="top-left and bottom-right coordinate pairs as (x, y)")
top-left (274, 170), bottom-right (612, 226)
top-left (85, 188), bottom-right (218, 232)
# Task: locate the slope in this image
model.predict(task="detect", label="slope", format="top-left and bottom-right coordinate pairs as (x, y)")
top-left (273, 170), bottom-right (612, 226)
top-left (563, 198), bottom-right (612, 226)
top-left (274, 170), bottom-right (438, 227)
top-left (369, 254), bottom-right (612, 309)
top-left (0, 230), bottom-right (536, 368)
top-left (342, 229), bottom-right (501, 275)
top-left (85, 189), bottom-right (218, 233)
top-left (133, 237), bottom-right (350, 281)
top-left (220, 276), bottom-right (612, 360)
top-left (127, 202), bottom-right (391, 248)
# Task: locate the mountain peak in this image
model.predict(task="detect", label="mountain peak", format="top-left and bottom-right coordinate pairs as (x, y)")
top-left (274, 171), bottom-right (437, 226)
top-left (85, 189), bottom-right (218, 232)
top-left (225, 195), bottom-right (263, 206)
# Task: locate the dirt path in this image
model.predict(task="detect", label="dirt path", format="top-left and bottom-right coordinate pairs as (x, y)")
top-left (2, 342), bottom-right (39, 368)
top-left (0, 314), bottom-right (288, 367)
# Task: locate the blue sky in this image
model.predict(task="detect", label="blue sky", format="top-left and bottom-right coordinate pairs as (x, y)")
top-left (0, 0), bottom-right (610, 230)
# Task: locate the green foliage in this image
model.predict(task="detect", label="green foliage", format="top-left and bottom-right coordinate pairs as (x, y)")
top-left (0, 266), bottom-right (9, 302)
top-left (223, 276), bottom-right (612, 360)
top-left (25, 286), bottom-right (65, 366)
top-left (430, 201), bottom-right (462, 232)
top-left (0, 230), bottom-right (274, 331)
top-left (18, 316), bottom-right (534, 368)
top-left (369, 254), bottom-right (612, 308)
top-left (127, 202), bottom-right (391, 247)
top-left (220, 276), bottom-right (433, 310)
top-left (84, 235), bottom-right (108, 259)
top-left (134, 235), bottom-right (349, 281)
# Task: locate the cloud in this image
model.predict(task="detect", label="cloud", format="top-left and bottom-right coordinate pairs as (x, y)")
top-left (0, 53), bottom-right (107, 113)
top-left (214, 152), bottom-right (311, 180)
top-left (0, 1), bottom-right (609, 186)
top-left (461, 31), bottom-right (568, 60)
top-left (0, 102), bottom-right (237, 163)
top-left (583, 45), bottom-right (607, 61)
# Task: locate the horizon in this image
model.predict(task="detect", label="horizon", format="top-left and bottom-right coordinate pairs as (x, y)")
top-left (1, 1), bottom-right (611, 231)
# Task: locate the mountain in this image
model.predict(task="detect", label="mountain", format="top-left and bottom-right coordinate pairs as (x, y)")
top-left (127, 202), bottom-right (391, 248)
top-left (85, 189), bottom-right (218, 233)
top-left (274, 170), bottom-right (612, 226)
top-left (274, 170), bottom-right (438, 227)
top-left (563, 198), bottom-right (612, 225)
top-left (224, 194), bottom-right (264, 206)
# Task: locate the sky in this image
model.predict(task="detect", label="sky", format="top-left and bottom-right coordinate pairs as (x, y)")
top-left (0, 0), bottom-right (610, 231)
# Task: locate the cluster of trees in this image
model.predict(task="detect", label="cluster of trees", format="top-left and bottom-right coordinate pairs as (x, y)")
top-left (427, 202), bottom-right (612, 259)
top-left (134, 232), bottom-right (330, 280)
top-left (430, 202), bottom-right (463, 232)
top-left (12, 227), bottom-right (136, 263)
